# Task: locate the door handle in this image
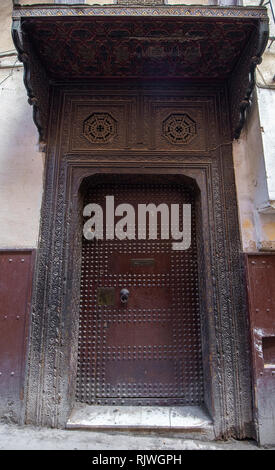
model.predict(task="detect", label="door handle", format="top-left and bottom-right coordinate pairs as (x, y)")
top-left (120, 288), bottom-right (130, 304)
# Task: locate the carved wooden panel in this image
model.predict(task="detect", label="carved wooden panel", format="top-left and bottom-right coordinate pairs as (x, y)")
top-left (145, 99), bottom-right (206, 150)
top-left (69, 99), bottom-right (137, 151)
top-left (24, 18), bottom-right (256, 80)
top-left (67, 94), bottom-right (208, 152)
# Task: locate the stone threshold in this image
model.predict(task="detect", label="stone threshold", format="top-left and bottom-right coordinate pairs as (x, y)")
top-left (67, 404), bottom-right (214, 437)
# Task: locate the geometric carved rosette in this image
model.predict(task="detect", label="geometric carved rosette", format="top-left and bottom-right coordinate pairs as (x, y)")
top-left (83, 113), bottom-right (117, 144)
top-left (163, 113), bottom-right (197, 145)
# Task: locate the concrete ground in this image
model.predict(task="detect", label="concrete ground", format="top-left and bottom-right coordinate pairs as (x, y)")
top-left (0, 423), bottom-right (273, 450)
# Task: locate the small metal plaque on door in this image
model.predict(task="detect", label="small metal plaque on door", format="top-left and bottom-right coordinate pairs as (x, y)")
top-left (131, 258), bottom-right (155, 267)
top-left (98, 287), bottom-right (115, 306)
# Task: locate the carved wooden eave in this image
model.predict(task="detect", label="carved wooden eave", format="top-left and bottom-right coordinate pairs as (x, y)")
top-left (12, 4), bottom-right (269, 143)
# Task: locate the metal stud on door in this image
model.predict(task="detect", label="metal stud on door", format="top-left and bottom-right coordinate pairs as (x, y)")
top-left (76, 181), bottom-right (204, 406)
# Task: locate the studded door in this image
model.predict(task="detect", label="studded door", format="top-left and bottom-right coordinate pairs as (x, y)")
top-left (76, 180), bottom-right (203, 405)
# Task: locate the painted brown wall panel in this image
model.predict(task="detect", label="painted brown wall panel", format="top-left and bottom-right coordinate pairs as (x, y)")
top-left (246, 254), bottom-right (275, 446)
top-left (0, 250), bottom-right (35, 423)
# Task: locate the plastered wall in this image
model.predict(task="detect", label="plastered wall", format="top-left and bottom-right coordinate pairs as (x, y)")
top-left (234, 0), bottom-right (275, 251)
top-left (233, 94), bottom-right (271, 252)
top-left (234, 90), bottom-right (275, 251)
top-left (0, 1), bottom-right (44, 248)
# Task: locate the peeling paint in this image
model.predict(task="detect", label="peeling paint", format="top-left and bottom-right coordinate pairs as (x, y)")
top-left (242, 218), bottom-right (254, 230)
top-left (262, 222), bottom-right (275, 240)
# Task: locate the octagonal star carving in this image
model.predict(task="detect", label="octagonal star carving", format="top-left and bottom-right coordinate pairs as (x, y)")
top-left (83, 113), bottom-right (117, 144)
top-left (163, 113), bottom-right (197, 145)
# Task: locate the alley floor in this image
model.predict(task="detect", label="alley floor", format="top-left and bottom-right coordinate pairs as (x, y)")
top-left (0, 423), bottom-right (274, 450)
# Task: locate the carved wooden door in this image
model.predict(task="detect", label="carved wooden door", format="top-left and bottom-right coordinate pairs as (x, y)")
top-left (76, 180), bottom-right (204, 406)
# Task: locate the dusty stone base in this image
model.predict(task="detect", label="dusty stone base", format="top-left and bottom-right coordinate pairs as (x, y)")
top-left (67, 404), bottom-right (214, 441)
top-left (0, 423), bottom-right (273, 450)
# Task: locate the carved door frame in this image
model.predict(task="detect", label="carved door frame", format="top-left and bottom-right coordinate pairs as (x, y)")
top-left (24, 83), bottom-right (253, 439)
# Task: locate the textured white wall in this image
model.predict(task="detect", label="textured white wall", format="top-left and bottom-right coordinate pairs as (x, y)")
top-left (0, 1), bottom-right (44, 248)
top-left (237, 0), bottom-right (275, 250)
top-left (257, 88), bottom-right (275, 203)
top-left (233, 88), bottom-right (275, 252)
top-left (0, 0), bottom-right (14, 52)
top-left (233, 95), bottom-right (267, 251)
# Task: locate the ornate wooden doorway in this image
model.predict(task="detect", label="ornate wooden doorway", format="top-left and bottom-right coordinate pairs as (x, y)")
top-left (21, 79), bottom-right (254, 438)
top-left (76, 177), bottom-right (203, 406)
top-left (12, 2), bottom-right (269, 436)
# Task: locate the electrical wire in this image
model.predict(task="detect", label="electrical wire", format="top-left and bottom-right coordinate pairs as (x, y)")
top-left (0, 58), bottom-right (20, 86)
top-left (0, 50), bottom-right (17, 58)
top-left (256, 65), bottom-right (275, 89)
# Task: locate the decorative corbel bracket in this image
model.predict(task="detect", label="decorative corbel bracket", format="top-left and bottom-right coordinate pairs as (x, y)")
top-left (12, 18), bottom-right (50, 145)
top-left (230, 19), bottom-right (269, 139)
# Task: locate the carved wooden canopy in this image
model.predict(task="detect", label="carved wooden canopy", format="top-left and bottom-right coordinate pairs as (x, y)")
top-left (12, 4), bottom-right (268, 142)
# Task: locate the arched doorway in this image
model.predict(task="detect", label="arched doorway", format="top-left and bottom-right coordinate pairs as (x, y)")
top-left (76, 174), bottom-right (204, 407)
